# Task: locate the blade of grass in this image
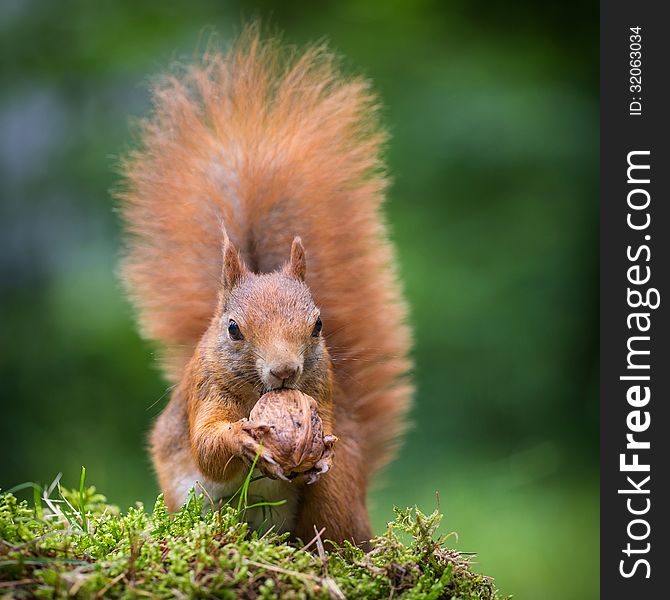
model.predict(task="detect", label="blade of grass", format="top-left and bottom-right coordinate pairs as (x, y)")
top-left (79, 466), bottom-right (88, 533)
top-left (5, 482), bottom-right (41, 495)
top-left (244, 499), bottom-right (287, 510)
top-left (33, 485), bottom-right (43, 520)
top-left (237, 448), bottom-right (261, 517)
top-left (57, 483), bottom-right (84, 532)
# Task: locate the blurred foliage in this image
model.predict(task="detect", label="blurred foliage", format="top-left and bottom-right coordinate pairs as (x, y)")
top-left (0, 1), bottom-right (598, 598)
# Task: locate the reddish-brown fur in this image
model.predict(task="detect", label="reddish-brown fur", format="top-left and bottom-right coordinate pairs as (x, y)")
top-left (118, 26), bottom-right (412, 547)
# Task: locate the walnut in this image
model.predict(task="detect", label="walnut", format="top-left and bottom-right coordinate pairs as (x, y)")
top-left (248, 389), bottom-right (335, 475)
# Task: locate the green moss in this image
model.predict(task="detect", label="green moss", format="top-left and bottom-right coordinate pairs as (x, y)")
top-left (0, 474), bottom-right (508, 599)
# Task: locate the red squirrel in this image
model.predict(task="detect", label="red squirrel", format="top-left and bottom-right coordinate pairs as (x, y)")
top-left (118, 27), bottom-right (412, 548)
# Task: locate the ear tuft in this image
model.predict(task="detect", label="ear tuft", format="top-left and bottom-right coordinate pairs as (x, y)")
top-left (221, 231), bottom-right (246, 290)
top-left (286, 236), bottom-right (306, 281)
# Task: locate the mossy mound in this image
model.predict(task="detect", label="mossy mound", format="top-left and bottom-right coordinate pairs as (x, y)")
top-left (0, 477), bottom-right (507, 599)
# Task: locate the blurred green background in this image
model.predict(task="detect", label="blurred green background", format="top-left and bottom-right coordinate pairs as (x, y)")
top-left (0, 1), bottom-right (598, 597)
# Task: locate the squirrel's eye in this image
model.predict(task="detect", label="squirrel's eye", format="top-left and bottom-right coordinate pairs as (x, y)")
top-left (228, 319), bottom-right (243, 341)
top-left (311, 317), bottom-right (322, 338)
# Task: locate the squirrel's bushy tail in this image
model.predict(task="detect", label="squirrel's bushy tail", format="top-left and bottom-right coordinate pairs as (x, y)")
top-left (119, 26), bottom-right (412, 473)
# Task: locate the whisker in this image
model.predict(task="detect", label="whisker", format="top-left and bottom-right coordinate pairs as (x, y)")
top-left (146, 383), bottom-right (178, 411)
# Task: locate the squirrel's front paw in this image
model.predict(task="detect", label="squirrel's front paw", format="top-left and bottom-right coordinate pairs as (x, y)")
top-left (291, 434), bottom-right (337, 485)
top-left (237, 419), bottom-right (289, 481)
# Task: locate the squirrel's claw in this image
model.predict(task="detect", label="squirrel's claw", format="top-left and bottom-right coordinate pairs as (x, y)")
top-left (291, 438), bottom-right (335, 485)
top-left (292, 461), bottom-right (329, 485)
top-left (323, 434), bottom-right (338, 447)
top-left (307, 460), bottom-right (331, 485)
top-left (239, 430), bottom-right (289, 481)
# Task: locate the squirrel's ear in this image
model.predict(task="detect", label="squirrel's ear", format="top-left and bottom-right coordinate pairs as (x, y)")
top-left (221, 232), bottom-right (246, 290)
top-left (286, 236), bottom-right (306, 281)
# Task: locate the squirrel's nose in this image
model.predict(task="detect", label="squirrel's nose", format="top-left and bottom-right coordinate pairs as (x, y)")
top-left (270, 365), bottom-right (298, 382)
